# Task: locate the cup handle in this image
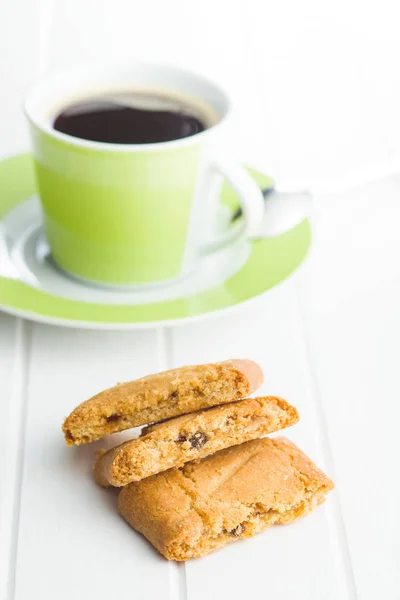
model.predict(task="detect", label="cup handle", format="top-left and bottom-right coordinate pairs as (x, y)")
top-left (204, 156), bottom-right (265, 252)
top-left (204, 159), bottom-right (312, 254)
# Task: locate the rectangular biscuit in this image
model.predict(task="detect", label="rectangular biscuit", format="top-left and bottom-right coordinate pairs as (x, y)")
top-left (62, 359), bottom-right (262, 446)
top-left (118, 437), bottom-right (334, 561)
top-left (94, 396), bottom-right (299, 487)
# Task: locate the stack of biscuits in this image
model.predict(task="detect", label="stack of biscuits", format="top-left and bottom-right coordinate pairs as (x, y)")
top-left (62, 359), bottom-right (333, 561)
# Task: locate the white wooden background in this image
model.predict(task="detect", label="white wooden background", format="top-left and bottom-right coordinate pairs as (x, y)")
top-left (1, 1), bottom-right (400, 598)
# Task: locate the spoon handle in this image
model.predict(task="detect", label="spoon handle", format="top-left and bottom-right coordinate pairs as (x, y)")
top-left (231, 187), bottom-right (275, 222)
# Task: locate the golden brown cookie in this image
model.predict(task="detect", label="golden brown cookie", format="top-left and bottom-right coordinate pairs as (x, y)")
top-left (94, 396), bottom-right (299, 487)
top-left (118, 437), bottom-right (334, 561)
top-left (62, 359), bottom-right (263, 446)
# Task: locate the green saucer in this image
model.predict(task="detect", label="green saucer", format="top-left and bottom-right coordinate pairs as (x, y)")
top-left (0, 154), bottom-right (311, 329)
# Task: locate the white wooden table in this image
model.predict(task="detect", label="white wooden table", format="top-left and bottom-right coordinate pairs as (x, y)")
top-left (1, 1), bottom-right (400, 598)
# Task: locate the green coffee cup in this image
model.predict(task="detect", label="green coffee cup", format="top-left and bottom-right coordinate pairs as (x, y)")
top-left (25, 62), bottom-right (265, 286)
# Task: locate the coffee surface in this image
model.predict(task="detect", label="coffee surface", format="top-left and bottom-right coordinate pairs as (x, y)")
top-left (53, 91), bottom-right (209, 144)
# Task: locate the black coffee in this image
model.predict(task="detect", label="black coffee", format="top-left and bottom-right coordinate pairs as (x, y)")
top-left (53, 91), bottom-right (212, 144)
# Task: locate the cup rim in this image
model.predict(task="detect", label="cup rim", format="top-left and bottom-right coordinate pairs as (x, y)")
top-left (24, 60), bottom-right (231, 153)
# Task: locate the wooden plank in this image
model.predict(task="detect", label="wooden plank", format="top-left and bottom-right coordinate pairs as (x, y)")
top-left (302, 281), bottom-right (400, 600)
top-left (170, 281), bottom-right (351, 600)
top-left (298, 177), bottom-right (400, 600)
top-left (0, 0), bottom-right (40, 593)
top-left (13, 325), bottom-right (171, 600)
top-left (0, 315), bottom-right (25, 600)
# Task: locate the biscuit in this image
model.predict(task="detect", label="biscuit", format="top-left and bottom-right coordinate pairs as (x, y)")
top-left (94, 396), bottom-right (299, 487)
top-left (62, 360), bottom-right (263, 446)
top-left (118, 437), bottom-right (334, 561)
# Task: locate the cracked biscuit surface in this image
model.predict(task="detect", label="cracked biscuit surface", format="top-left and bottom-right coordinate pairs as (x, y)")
top-left (118, 437), bottom-right (334, 561)
top-left (62, 359), bottom-right (263, 446)
top-left (94, 396), bottom-right (299, 487)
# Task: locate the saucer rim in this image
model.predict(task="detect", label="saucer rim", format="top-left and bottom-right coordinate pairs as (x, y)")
top-left (0, 252), bottom-right (310, 329)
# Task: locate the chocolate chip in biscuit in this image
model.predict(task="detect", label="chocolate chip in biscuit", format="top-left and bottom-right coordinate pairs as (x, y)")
top-left (227, 524), bottom-right (244, 537)
top-left (106, 414), bottom-right (121, 423)
top-left (189, 432), bottom-right (208, 448)
top-left (175, 431), bottom-right (208, 448)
